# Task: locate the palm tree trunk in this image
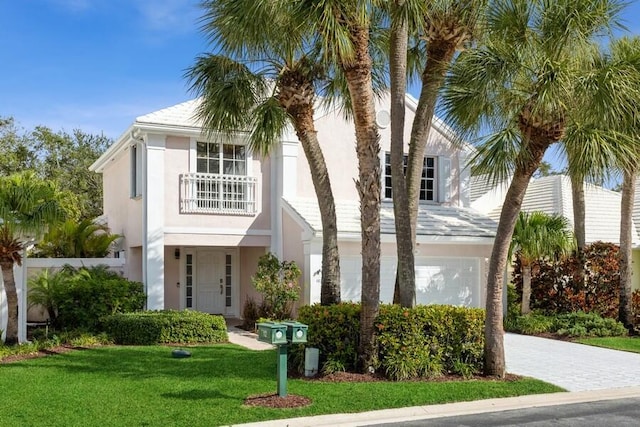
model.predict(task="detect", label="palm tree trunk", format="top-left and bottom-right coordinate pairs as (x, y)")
top-left (485, 139), bottom-right (550, 377)
top-left (389, 2), bottom-right (415, 308)
top-left (341, 25), bottom-right (381, 372)
top-left (1, 259), bottom-right (19, 345)
top-left (402, 40), bottom-right (458, 304)
top-left (570, 172), bottom-right (586, 288)
top-left (619, 168), bottom-right (636, 333)
top-left (521, 263), bottom-right (532, 315)
top-left (290, 107), bottom-right (341, 305)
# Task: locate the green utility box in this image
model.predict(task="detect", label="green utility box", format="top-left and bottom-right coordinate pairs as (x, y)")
top-left (257, 322), bottom-right (288, 345)
top-left (282, 321), bottom-right (308, 344)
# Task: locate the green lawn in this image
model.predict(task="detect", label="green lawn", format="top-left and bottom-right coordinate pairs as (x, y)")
top-left (576, 336), bottom-right (640, 353)
top-left (0, 344), bottom-right (562, 426)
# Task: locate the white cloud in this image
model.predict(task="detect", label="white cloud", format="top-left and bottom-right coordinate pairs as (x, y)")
top-left (133, 0), bottom-right (201, 35)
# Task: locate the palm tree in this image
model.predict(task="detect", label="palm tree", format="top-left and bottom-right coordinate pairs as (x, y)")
top-left (0, 172), bottom-right (66, 344)
top-left (610, 37), bottom-right (640, 333)
top-left (294, 0), bottom-right (382, 370)
top-left (188, 0), bottom-right (341, 305)
top-left (441, 0), bottom-right (627, 377)
top-left (509, 211), bottom-right (574, 315)
top-left (35, 218), bottom-right (120, 258)
top-left (391, 0), bottom-right (487, 307)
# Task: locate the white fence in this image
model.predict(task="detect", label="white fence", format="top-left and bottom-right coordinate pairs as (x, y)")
top-left (0, 257), bottom-right (126, 343)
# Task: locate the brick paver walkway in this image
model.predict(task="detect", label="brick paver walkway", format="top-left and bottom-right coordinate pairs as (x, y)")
top-left (505, 333), bottom-right (640, 391)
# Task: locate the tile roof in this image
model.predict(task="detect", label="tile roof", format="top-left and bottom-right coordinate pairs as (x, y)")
top-left (472, 175), bottom-right (638, 245)
top-left (284, 198), bottom-right (497, 239)
top-left (136, 98), bottom-right (203, 128)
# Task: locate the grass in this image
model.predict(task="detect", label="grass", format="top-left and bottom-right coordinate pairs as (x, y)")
top-left (0, 344), bottom-right (563, 426)
top-left (576, 336), bottom-right (640, 353)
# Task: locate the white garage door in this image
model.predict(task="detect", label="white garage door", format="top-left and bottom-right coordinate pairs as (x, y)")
top-left (340, 256), bottom-right (481, 307)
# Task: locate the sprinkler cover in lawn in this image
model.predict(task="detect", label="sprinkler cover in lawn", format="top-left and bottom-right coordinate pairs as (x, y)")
top-left (172, 349), bottom-right (191, 358)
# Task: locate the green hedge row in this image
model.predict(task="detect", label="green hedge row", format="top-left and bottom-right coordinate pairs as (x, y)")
top-left (293, 303), bottom-right (485, 380)
top-left (102, 310), bottom-right (228, 345)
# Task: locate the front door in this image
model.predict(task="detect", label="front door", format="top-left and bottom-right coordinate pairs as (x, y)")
top-left (195, 251), bottom-right (226, 314)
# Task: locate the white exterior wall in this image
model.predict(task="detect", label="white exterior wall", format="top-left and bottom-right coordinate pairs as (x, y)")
top-left (296, 95), bottom-right (467, 206)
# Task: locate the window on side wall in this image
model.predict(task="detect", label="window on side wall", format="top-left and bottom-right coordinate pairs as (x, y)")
top-left (130, 142), bottom-right (143, 199)
top-left (383, 152), bottom-right (451, 203)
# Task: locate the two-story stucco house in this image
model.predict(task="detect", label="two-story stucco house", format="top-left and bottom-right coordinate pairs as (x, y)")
top-left (90, 94), bottom-right (497, 317)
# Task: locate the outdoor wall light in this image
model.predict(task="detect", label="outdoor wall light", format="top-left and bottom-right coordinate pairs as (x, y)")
top-left (174, 248), bottom-right (180, 260)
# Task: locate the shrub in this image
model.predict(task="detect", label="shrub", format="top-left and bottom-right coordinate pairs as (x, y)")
top-left (241, 297), bottom-right (271, 331)
top-left (290, 303), bottom-right (361, 374)
top-left (552, 312), bottom-right (627, 337)
top-left (512, 242), bottom-right (621, 318)
top-left (505, 313), bottom-right (554, 335)
top-left (102, 310), bottom-right (228, 345)
top-left (375, 305), bottom-right (485, 380)
top-left (54, 265), bottom-right (146, 331)
top-left (506, 311), bottom-right (627, 338)
top-left (252, 253), bottom-right (301, 320)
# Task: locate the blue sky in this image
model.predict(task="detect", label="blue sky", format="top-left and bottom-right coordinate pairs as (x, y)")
top-left (1, 0), bottom-right (640, 141)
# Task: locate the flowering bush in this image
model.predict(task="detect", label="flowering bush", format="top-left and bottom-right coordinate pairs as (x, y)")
top-left (252, 252), bottom-right (301, 320)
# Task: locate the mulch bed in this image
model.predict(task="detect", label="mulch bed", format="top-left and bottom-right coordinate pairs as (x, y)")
top-left (244, 393), bottom-right (312, 408)
top-left (0, 345), bottom-right (80, 364)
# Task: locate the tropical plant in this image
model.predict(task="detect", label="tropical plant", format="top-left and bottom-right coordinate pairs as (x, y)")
top-left (509, 211), bottom-right (575, 315)
top-left (441, 0), bottom-right (628, 376)
top-left (0, 172), bottom-right (66, 344)
top-left (251, 252), bottom-right (301, 320)
top-left (187, 0), bottom-right (341, 306)
top-left (34, 218), bottom-right (120, 258)
top-left (27, 269), bottom-right (68, 324)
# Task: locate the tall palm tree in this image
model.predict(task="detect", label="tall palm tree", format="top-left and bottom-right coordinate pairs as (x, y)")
top-left (383, 0), bottom-right (486, 307)
top-left (509, 211), bottom-right (574, 315)
top-left (610, 36), bottom-right (640, 333)
top-left (0, 172), bottom-right (66, 344)
top-left (189, 0), bottom-right (341, 305)
top-left (295, 0), bottom-right (382, 370)
top-left (388, 0), bottom-right (419, 308)
top-left (441, 0), bottom-right (627, 377)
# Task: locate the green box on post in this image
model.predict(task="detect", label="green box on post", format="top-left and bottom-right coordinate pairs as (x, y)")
top-left (257, 322), bottom-right (288, 345)
top-left (282, 321), bottom-right (308, 344)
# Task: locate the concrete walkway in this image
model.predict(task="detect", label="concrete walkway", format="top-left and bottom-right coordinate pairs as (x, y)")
top-left (225, 318), bottom-right (274, 351)
top-left (505, 333), bottom-right (640, 391)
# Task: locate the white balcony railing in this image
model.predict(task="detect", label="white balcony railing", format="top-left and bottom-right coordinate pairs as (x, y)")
top-left (180, 173), bottom-right (257, 215)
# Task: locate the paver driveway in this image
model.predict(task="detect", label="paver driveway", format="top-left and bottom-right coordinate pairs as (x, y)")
top-left (505, 333), bottom-right (640, 391)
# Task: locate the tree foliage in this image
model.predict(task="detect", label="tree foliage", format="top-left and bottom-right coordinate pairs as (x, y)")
top-left (0, 118), bottom-right (110, 220)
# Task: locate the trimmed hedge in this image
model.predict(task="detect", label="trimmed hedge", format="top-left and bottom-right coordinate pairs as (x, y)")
top-left (292, 303), bottom-right (361, 374)
top-left (376, 305), bottom-right (485, 380)
top-left (102, 310), bottom-right (228, 345)
top-left (292, 303), bottom-right (485, 380)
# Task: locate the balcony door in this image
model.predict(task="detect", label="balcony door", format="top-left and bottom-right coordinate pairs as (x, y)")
top-left (195, 250), bottom-right (227, 314)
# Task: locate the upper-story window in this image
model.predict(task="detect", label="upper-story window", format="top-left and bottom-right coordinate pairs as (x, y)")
top-left (180, 140), bottom-right (257, 215)
top-left (197, 142), bottom-right (246, 175)
top-left (130, 142), bottom-right (143, 199)
top-left (384, 152), bottom-right (437, 202)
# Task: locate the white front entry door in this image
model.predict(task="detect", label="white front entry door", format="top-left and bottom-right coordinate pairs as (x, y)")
top-left (196, 251), bottom-right (226, 314)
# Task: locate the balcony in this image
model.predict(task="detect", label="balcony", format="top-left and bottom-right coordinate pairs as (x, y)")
top-left (180, 173), bottom-right (257, 215)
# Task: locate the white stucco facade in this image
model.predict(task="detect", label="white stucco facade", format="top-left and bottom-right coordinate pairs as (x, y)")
top-left (90, 94), bottom-right (497, 316)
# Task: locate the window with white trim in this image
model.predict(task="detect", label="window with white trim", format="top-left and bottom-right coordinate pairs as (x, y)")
top-left (179, 140), bottom-right (256, 214)
top-left (197, 142), bottom-right (246, 175)
top-left (383, 152), bottom-right (437, 201)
